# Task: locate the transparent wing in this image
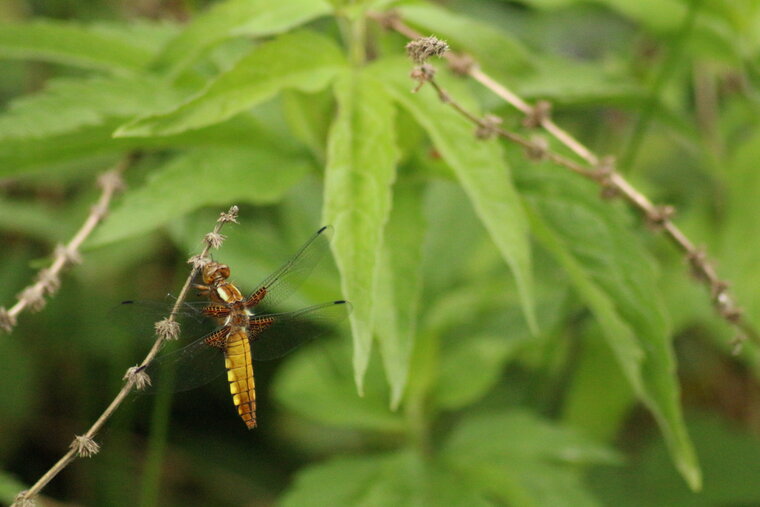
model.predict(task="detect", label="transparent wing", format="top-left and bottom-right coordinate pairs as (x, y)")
top-left (250, 300), bottom-right (351, 360)
top-left (247, 226), bottom-right (333, 310)
top-left (113, 298), bottom-right (215, 335)
top-left (140, 328), bottom-right (228, 393)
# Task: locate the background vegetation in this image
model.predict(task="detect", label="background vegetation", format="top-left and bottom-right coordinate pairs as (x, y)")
top-left (2, 0), bottom-right (760, 505)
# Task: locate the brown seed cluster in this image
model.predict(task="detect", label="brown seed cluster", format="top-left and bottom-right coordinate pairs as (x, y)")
top-left (406, 36), bottom-right (449, 64)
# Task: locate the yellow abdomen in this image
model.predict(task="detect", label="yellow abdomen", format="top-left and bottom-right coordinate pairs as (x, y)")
top-left (224, 328), bottom-right (256, 429)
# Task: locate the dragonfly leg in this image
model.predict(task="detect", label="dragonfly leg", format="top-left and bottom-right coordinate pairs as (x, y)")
top-left (194, 283), bottom-right (210, 297)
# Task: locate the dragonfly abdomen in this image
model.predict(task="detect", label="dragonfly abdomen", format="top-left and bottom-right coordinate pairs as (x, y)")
top-left (224, 328), bottom-right (256, 429)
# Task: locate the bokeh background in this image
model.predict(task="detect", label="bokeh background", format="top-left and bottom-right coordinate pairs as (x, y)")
top-left (2, 0), bottom-right (760, 506)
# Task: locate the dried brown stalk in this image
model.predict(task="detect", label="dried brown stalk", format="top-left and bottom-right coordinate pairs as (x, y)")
top-left (11, 205), bottom-right (239, 507)
top-left (0, 153), bottom-right (138, 333)
top-left (370, 11), bottom-right (758, 352)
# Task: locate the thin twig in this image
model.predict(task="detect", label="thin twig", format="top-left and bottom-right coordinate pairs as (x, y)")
top-left (0, 153), bottom-right (138, 333)
top-left (371, 11), bottom-right (759, 352)
top-left (12, 205), bottom-right (239, 507)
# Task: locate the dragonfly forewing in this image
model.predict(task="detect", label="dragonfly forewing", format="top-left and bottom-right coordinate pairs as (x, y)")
top-left (114, 299), bottom-right (215, 344)
top-left (247, 225), bottom-right (333, 310)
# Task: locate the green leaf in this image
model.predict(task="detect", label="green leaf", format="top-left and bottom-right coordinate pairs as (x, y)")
top-left (0, 116), bottom-right (271, 178)
top-left (421, 181), bottom-right (489, 292)
top-left (517, 56), bottom-right (644, 105)
top-left (592, 414), bottom-right (760, 507)
top-left (116, 30), bottom-right (345, 137)
top-left (281, 88), bottom-right (335, 162)
top-left (0, 336), bottom-right (35, 430)
top-left (722, 130), bottom-right (760, 331)
top-left (281, 451), bottom-right (493, 507)
top-left (375, 57), bottom-right (536, 334)
top-left (89, 147), bottom-right (309, 247)
top-left (445, 410), bottom-right (622, 466)
top-left (398, 3), bottom-right (532, 74)
top-left (0, 121), bottom-right (130, 178)
top-left (322, 69), bottom-right (399, 393)
top-left (0, 76), bottom-right (183, 141)
top-left (516, 0), bottom-right (577, 7)
top-left (152, 0), bottom-right (332, 73)
top-left (0, 19), bottom-right (157, 72)
top-left (85, 20), bottom-right (180, 55)
top-left (519, 164), bottom-right (700, 489)
top-left (599, 0), bottom-right (741, 61)
top-left (281, 452), bottom-right (408, 507)
top-left (373, 182), bottom-right (425, 409)
top-left (517, 0), bottom-right (742, 62)
top-left (516, 56), bottom-right (696, 140)
top-left (0, 197), bottom-right (70, 241)
top-left (562, 324), bottom-right (636, 442)
top-left (0, 470), bottom-right (26, 506)
top-left (272, 336), bottom-right (404, 432)
top-left (590, 0), bottom-right (691, 32)
top-left (442, 410), bottom-right (620, 507)
top-left (435, 333), bottom-right (521, 410)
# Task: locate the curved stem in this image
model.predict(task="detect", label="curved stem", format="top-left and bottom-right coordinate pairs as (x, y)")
top-left (13, 206), bottom-right (239, 506)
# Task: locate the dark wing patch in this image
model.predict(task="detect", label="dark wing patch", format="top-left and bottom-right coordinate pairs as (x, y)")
top-left (140, 327), bottom-right (230, 393)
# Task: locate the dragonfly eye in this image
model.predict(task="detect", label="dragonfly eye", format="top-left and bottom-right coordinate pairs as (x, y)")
top-left (216, 264), bottom-right (231, 280)
top-left (202, 262), bottom-right (231, 283)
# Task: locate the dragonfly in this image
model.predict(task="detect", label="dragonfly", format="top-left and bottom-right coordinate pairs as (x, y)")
top-left (136, 226), bottom-right (350, 429)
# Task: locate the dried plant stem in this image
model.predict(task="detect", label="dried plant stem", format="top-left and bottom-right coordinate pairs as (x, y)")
top-left (470, 68), bottom-right (600, 164)
top-left (372, 12), bottom-right (758, 351)
top-left (12, 206), bottom-right (239, 507)
top-left (0, 153), bottom-right (137, 333)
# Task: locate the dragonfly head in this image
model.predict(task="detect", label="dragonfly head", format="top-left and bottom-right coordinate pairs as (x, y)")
top-left (202, 261), bottom-right (231, 284)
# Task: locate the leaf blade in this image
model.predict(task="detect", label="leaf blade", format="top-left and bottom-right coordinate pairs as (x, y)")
top-left (153, 0), bottom-right (332, 73)
top-left (272, 337), bottom-right (404, 432)
top-left (373, 182), bottom-right (425, 408)
top-left (376, 57), bottom-right (536, 333)
top-left (442, 410), bottom-right (620, 507)
top-left (398, 3), bottom-right (532, 75)
top-left (89, 147), bottom-right (309, 247)
top-left (0, 20), bottom-right (157, 72)
top-left (521, 165), bottom-right (701, 489)
top-left (0, 75), bottom-right (183, 141)
top-left (116, 30), bottom-right (345, 137)
top-left (282, 451), bottom-right (494, 507)
top-left (322, 69), bottom-right (399, 393)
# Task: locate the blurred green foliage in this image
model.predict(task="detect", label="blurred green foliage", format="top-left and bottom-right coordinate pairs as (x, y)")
top-left (2, 0), bottom-right (760, 505)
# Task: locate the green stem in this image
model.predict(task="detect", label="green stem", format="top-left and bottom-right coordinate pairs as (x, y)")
top-left (137, 363), bottom-right (176, 506)
top-left (621, 0), bottom-right (703, 172)
top-left (350, 14), bottom-right (366, 66)
top-left (339, 1), bottom-right (366, 67)
top-left (404, 330), bottom-right (438, 457)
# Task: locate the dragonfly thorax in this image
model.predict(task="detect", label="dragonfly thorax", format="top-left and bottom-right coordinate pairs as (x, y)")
top-left (227, 310), bottom-right (249, 328)
top-left (201, 262), bottom-right (246, 306)
top-left (214, 283), bottom-right (244, 304)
